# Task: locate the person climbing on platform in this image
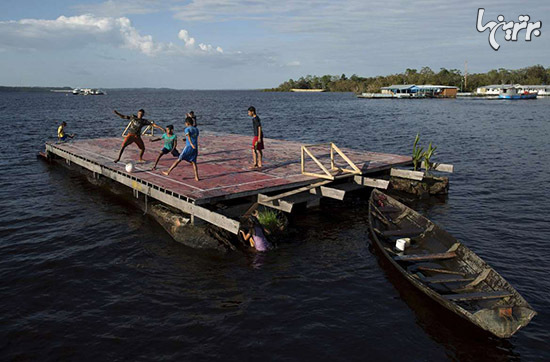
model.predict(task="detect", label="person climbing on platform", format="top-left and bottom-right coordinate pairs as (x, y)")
top-left (186, 111), bottom-right (197, 127)
top-left (57, 121), bottom-right (74, 142)
top-left (113, 109), bottom-right (159, 164)
top-left (239, 210), bottom-right (272, 252)
top-left (162, 117), bottom-right (200, 181)
top-left (247, 106), bottom-right (264, 169)
top-left (150, 125), bottom-right (179, 170)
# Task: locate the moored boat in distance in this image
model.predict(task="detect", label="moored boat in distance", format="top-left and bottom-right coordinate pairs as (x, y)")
top-left (498, 86), bottom-right (537, 99)
top-left (72, 88), bottom-right (105, 95)
top-left (368, 189), bottom-right (536, 338)
top-left (290, 88), bottom-right (326, 92)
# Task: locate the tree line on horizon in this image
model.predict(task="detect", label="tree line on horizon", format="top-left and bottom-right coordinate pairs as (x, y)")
top-left (265, 65), bottom-right (550, 93)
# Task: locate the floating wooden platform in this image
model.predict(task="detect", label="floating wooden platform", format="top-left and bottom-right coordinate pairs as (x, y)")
top-left (44, 132), bottom-right (411, 234)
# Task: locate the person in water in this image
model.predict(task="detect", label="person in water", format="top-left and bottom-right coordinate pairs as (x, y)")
top-left (162, 117), bottom-right (200, 181)
top-left (113, 109), bottom-right (159, 163)
top-left (239, 210), bottom-right (272, 252)
top-left (247, 106), bottom-right (264, 169)
top-left (150, 125), bottom-right (179, 170)
top-left (57, 121), bottom-right (74, 141)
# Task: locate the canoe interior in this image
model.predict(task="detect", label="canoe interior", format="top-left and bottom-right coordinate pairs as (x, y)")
top-left (368, 189), bottom-right (536, 338)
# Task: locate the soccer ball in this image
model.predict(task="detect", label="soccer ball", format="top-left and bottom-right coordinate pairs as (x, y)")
top-left (125, 162), bottom-right (134, 173)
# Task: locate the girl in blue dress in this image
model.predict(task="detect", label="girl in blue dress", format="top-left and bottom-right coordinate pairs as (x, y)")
top-left (162, 117), bottom-right (200, 181)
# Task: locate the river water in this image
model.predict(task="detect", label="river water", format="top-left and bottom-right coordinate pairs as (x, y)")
top-left (0, 91), bottom-right (549, 361)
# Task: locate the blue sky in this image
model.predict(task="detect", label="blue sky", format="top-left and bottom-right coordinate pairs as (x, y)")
top-left (0, 0), bottom-right (548, 89)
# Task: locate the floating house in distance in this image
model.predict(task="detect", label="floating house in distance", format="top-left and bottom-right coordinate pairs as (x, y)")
top-left (476, 84), bottom-right (550, 96)
top-left (358, 84), bottom-right (458, 99)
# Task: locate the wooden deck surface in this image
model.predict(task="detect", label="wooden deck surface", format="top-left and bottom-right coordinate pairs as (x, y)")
top-left (48, 132), bottom-right (411, 203)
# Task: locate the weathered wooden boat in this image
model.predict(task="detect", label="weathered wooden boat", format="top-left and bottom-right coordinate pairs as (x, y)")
top-left (368, 189), bottom-right (536, 338)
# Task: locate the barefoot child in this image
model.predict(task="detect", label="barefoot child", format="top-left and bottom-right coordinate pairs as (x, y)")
top-left (150, 125), bottom-right (179, 170)
top-left (113, 109), bottom-right (158, 163)
top-left (247, 106), bottom-right (263, 169)
top-left (162, 117), bottom-right (200, 181)
top-left (57, 121), bottom-right (74, 141)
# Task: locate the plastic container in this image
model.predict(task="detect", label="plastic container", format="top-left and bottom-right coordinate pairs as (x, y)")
top-left (395, 238), bottom-right (411, 251)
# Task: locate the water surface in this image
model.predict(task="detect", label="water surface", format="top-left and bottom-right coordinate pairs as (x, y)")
top-left (0, 91), bottom-right (549, 360)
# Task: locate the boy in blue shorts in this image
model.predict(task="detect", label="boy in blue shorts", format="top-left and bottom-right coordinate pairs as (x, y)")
top-left (162, 117), bottom-right (200, 181)
top-left (150, 125), bottom-right (179, 170)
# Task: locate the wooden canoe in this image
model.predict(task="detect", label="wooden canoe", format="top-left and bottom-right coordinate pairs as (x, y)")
top-left (368, 189), bottom-right (536, 338)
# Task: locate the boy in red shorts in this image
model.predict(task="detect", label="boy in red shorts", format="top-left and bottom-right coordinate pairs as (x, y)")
top-left (247, 106), bottom-right (263, 169)
top-left (113, 108), bottom-right (160, 163)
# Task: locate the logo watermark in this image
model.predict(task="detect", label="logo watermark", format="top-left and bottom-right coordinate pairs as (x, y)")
top-left (476, 8), bottom-right (542, 51)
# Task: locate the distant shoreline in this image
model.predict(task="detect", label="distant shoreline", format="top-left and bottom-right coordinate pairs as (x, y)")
top-left (0, 86), bottom-right (264, 93)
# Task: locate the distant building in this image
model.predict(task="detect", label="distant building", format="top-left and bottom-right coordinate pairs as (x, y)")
top-left (476, 84), bottom-right (514, 95)
top-left (476, 84), bottom-right (550, 96)
top-left (380, 84), bottom-right (458, 98)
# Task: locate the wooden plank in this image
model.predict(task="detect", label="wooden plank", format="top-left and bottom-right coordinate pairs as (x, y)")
top-left (301, 171), bottom-right (334, 180)
top-left (309, 182), bottom-right (364, 200)
top-left (423, 276), bottom-right (475, 284)
top-left (390, 168), bottom-right (424, 181)
top-left (354, 176), bottom-right (390, 189)
top-left (303, 146), bottom-right (333, 179)
top-left (258, 192), bottom-right (321, 213)
top-left (331, 143), bottom-right (361, 173)
top-left (463, 268), bottom-right (491, 288)
top-left (260, 180), bottom-right (330, 202)
top-left (421, 161), bottom-right (454, 173)
top-left (378, 205), bottom-right (400, 213)
top-left (416, 267), bottom-right (466, 276)
top-left (380, 227), bottom-right (424, 237)
top-left (257, 194), bottom-right (294, 213)
top-left (443, 291), bottom-right (513, 302)
top-left (394, 251), bottom-right (456, 262)
top-left (46, 144), bottom-right (241, 234)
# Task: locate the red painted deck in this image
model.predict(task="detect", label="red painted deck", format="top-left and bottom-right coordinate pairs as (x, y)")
top-left (49, 132), bottom-right (411, 203)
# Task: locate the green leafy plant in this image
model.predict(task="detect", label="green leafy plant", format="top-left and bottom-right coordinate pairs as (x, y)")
top-left (412, 133), bottom-right (424, 171)
top-left (423, 142), bottom-right (437, 172)
top-left (256, 209), bottom-right (282, 234)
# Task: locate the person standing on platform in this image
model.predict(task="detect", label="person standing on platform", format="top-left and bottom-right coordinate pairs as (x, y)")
top-left (150, 125), bottom-right (179, 170)
top-left (163, 117), bottom-right (200, 181)
top-left (247, 106), bottom-right (264, 169)
top-left (113, 109), bottom-right (158, 163)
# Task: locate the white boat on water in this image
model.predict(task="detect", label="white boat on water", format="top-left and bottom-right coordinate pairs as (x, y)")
top-left (498, 86), bottom-right (537, 100)
top-left (72, 88), bottom-right (105, 95)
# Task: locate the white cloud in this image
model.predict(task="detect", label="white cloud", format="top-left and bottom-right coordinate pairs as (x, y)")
top-left (0, 15), bottom-right (225, 57)
top-left (178, 29), bottom-right (195, 47)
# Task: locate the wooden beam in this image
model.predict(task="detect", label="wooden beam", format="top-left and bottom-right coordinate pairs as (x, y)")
top-left (260, 180), bottom-right (331, 202)
top-left (302, 146), bottom-right (333, 179)
top-left (310, 182), bottom-right (365, 200)
top-left (331, 143), bottom-right (361, 173)
top-left (46, 144), bottom-right (240, 234)
top-left (354, 176), bottom-right (389, 189)
top-left (258, 192), bottom-right (321, 213)
top-left (423, 276), bottom-right (475, 284)
top-left (394, 252), bottom-right (456, 262)
top-left (379, 227), bottom-right (424, 237)
top-left (257, 194), bottom-right (294, 213)
top-left (421, 161), bottom-right (454, 173)
top-left (390, 168), bottom-right (424, 181)
top-left (442, 291), bottom-right (513, 301)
